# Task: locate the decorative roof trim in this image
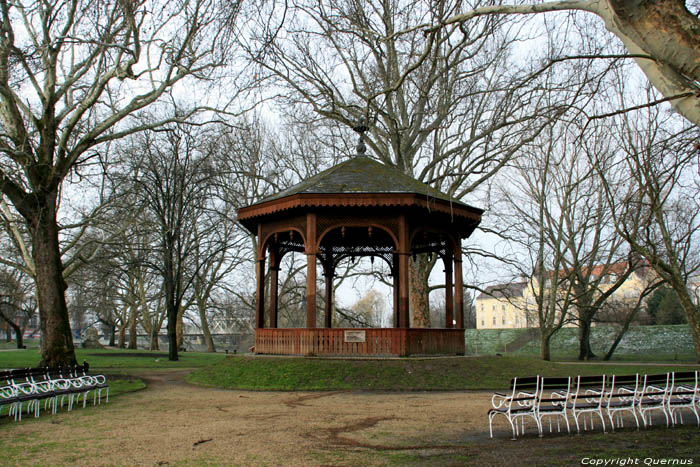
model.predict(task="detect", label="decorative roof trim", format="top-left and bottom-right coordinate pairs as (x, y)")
top-left (237, 192), bottom-right (483, 222)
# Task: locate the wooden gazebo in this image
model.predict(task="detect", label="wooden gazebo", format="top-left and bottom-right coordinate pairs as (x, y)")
top-left (237, 132), bottom-right (482, 356)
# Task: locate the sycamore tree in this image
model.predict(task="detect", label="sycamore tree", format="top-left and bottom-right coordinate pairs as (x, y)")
top-left (596, 98), bottom-right (700, 361)
top-left (0, 0), bottom-right (243, 366)
top-left (119, 123), bottom-right (230, 362)
top-left (423, 1), bottom-right (700, 127)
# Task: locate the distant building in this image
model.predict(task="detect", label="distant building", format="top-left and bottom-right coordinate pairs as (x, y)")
top-left (475, 260), bottom-right (653, 329)
top-left (475, 282), bottom-right (529, 329)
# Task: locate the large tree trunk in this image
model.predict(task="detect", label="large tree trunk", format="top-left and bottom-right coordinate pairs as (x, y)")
top-left (140, 311), bottom-right (159, 350)
top-left (149, 317), bottom-right (161, 350)
top-left (540, 331), bottom-right (553, 361)
top-left (32, 191), bottom-right (77, 367)
top-left (118, 325), bottom-right (126, 348)
top-left (603, 0), bottom-right (700, 127)
top-left (409, 254), bottom-right (431, 328)
top-left (14, 324), bottom-right (23, 349)
top-left (167, 302), bottom-right (179, 361)
top-left (578, 318), bottom-right (596, 361)
top-left (128, 310), bottom-right (138, 349)
top-left (0, 318), bottom-right (23, 349)
top-left (197, 301), bottom-right (216, 352)
top-left (176, 308), bottom-right (185, 349)
top-left (578, 306), bottom-right (597, 361)
top-left (149, 326), bottom-right (160, 350)
top-left (164, 270), bottom-right (179, 361)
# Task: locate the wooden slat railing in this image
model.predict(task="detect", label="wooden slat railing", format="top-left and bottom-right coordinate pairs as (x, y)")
top-left (254, 328), bottom-right (465, 356)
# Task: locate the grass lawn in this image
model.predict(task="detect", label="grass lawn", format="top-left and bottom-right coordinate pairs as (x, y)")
top-left (0, 347), bottom-right (226, 370)
top-left (2, 348), bottom-right (698, 392)
top-left (0, 348), bottom-right (226, 398)
top-left (187, 354), bottom-right (700, 391)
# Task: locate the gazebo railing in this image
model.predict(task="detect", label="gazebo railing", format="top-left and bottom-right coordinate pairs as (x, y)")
top-left (254, 328), bottom-right (465, 356)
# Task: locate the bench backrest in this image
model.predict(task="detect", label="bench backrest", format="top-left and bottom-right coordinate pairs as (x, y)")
top-left (540, 376), bottom-right (570, 388)
top-left (608, 374), bottom-right (637, 388)
top-left (60, 363), bottom-right (89, 379)
top-left (576, 375), bottom-right (606, 388)
top-left (606, 374), bottom-right (639, 406)
top-left (539, 376), bottom-right (571, 405)
top-left (670, 371), bottom-right (698, 387)
top-left (668, 371), bottom-right (698, 401)
top-left (9, 368), bottom-right (31, 384)
top-left (642, 373), bottom-right (668, 386)
top-left (571, 374), bottom-right (606, 407)
top-left (502, 376), bottom-right (540, 412)
top-left (639, 373), bottom-right (670, 400)
top-left (509, 376), bottom-right (539, 391)
top-left (27, 367), bottom-right (51, 383)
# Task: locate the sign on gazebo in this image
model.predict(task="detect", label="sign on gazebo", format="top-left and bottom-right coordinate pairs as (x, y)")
top-left (344, 330), bottom-right (366, 343)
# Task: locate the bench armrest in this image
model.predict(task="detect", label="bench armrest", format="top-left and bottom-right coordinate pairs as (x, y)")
top-left (491, 392), bottom-right (509, 409)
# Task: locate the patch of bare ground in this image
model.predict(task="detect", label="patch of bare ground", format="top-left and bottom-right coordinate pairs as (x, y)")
top-left (2, 371), bottom-right (699, 466)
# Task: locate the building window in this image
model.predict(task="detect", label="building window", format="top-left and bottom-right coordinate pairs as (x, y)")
top-left (501, 304), bottom-right (506, 311)
top-left (481, 319), bottom-right (485, 327)
top-left (502, 313), bottom-right (506, 325)
top-left (492, 315), bottom-right (496, 325)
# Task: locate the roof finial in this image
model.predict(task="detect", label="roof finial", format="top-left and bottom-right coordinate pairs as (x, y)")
top-left (352, 123), bottom-right (369, 158)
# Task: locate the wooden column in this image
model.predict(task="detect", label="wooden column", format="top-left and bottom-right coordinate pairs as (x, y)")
top-left (305, 213), bottom-right (317, 328)
top-left (454, 246), bottom-right (464, 329)
top-left (398, 215), bottom-right (410, 328)
top-left (323, 259), bottom-right (334, 328)
top-left (444, 249), bottom-right (454, 329)
top-left (392, 254), bottom-right (399, 328)
top-left (255, 237), bottom-right (266, 329)
top-left (269, 247), bottom-right (279, 329)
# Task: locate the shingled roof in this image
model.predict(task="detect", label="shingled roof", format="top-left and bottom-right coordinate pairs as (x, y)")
top-left (258, 156), bottom-right (458, 204)
top-left (476, 282), bottom-right (528, 300)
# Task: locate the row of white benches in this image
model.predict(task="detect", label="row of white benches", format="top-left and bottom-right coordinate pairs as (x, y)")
top-left (488, 371), bottom-right (699, 439)
top-left (0, 362), bottom-right (109, 421)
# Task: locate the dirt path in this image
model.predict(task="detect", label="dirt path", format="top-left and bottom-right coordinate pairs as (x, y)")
top-left (3, 372), bottom-right (697, 466)
top-left (2, 370), bottom-right (500, 466)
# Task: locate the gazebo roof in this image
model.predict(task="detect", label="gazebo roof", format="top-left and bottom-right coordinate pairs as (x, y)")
top-left (237, 156), bottom-right (483, 231)
top-left (262, 157), bottom-right (451, 202)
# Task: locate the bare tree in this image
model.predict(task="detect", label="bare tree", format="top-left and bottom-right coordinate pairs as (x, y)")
top-left (421, 0), bottom-right (700, 127)
top-left (546, 120), bottom-right (642, 360)
top-left (595, 95), bottom-right (700, 361)
top-left (122, 123), bottom-right (228, 361)
top-left (0, 0), bottom-right (244, 366)
top-left (187, 153), bottom-right (248, 352)
top-left (496, 124), bottom-right (582, 360)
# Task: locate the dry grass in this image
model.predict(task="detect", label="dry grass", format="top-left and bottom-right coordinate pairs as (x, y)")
top-left (1, 371), bottom-right (699, 466)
